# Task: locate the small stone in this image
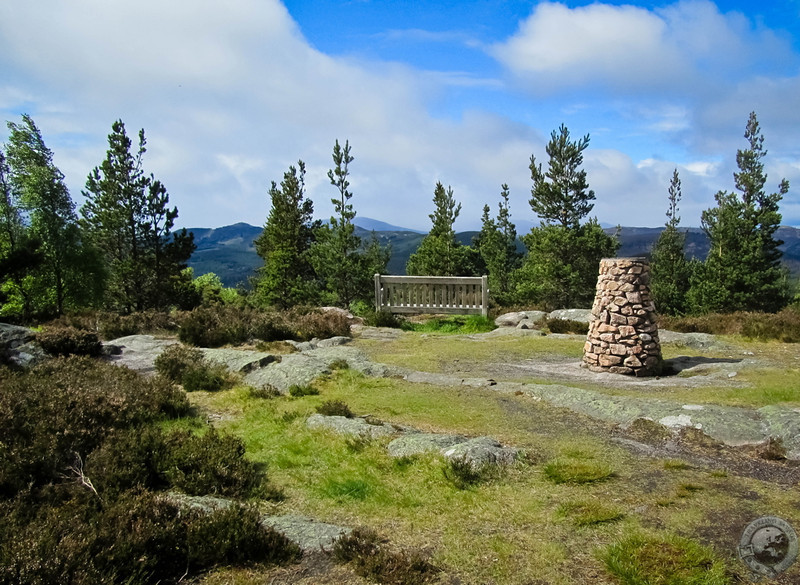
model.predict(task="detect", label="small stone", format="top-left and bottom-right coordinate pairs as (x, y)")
top-left (598, 354), bottom-right (623, 367)
top-left (618, 325), bottom-right (636, 338)
top-left (624, 355), bottom-right (643, 368)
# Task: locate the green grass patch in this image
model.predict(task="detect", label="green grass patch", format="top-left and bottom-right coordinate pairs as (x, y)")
top-left (543, 459), bottom-right (615, 485)
top-left (557, 500), bottom-right (625, 527)
top-left (601, 533), bottom-right (730, 585)
top-left (401, 314), bottom-right (496, 334)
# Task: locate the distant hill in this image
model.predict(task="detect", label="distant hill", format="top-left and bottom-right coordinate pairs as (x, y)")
top-left (187, 221), bottom-right (800, 288)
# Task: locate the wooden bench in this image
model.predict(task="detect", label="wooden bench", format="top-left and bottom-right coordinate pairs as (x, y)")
top-left (374, 275), bottom-right (489, 318)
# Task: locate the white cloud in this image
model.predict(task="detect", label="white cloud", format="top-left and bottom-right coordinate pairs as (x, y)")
top-left (490, 1), bottom-right (797, 95)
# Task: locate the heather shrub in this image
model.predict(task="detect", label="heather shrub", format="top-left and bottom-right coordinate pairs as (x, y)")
top-left (181, 366), bottom-right (227, 392)
top-left (0, 358), bottom-right (189, 494)
top-left (288, 384), bottom-right (319, 397)
top-left (333, 527), bottom-right (439, 585)
top-left (316, 399), bottom-right (354, 418)
top-left (0, 491), bottom-right (299, 585)
top-left (166, 428), bottom-right (268, 498)
top-left (546, 318), bottom-right (589, 334)
top-left (36, 326), bottom-right (102, 357)
top-left (186, 503), bottom-right (301, 569)
top-left (154, 344), bottom-right (204, 382)
top-left (659, 307), bottom-right (800, 342)
top-left (364, 309), bottom-right (406, 328)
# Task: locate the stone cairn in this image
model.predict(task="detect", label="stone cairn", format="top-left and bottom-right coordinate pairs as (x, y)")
top-left (582, 257), bottom-right (662, 376)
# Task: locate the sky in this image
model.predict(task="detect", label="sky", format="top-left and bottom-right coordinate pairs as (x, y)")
top-left (1, 0), bottom-right (799, 232)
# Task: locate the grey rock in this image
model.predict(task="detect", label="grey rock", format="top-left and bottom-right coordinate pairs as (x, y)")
top-left (0, 323), bottom-right (48, 368)
top-left (548, 309), bottom-right (592, 323)
top-left (658, 330), bottom-right (733, 351)
top-left (200, 347), bottom-right (279, 373)
top-left (105, 335), bottom-right (179, 375)
top-left (495, 311), bottom-right (547, 328)
top-left (244, 345), bottom-right (397, 393)
top-left (441, 436), bottom-right (520, 468)
top-left (387, 433), bottom-right (467, 458)
top-left (168, 493), bottom-right (350, 552)
top-left (306, 413), bottom-right (398, 439)
top-left (315, 336), bottom-right (351, 348)
top-left (261, 514), bottom-right (351, 552)
top-left (758, 405), bottom-right (800, 459)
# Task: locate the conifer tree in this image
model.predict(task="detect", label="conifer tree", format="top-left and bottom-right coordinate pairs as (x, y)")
top-left (5, 115), bottom-right (101, 316)
top-left (310, 140), bottom-right (388, 307)
top-left (254, 161), bottom-right (319, 308)
top-left (518, 125), bottom-right (617, 309)
top-left (650, 169), bottom-right (693, 315)
top-left (475, 184), bottom-right (521, 304)
top-left (689, 112), bottom-right (789, 313)
top-left (406, 182), bottom-right (471, 276)
top-left (81, 120), bottom-right (194, 312)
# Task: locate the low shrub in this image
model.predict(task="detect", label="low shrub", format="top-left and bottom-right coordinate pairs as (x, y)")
top-left (333, 527), bottom-right (440, 585)
top-left (288, 384), bottom-right (319, 397)
top-left (316, 399), bottom-right (354, 418)
top-left (186, 503), bottom-right (301, 569)
top-left (660, 307), bottom-right (800, 342)
top-left (154, 344), bottom-right (232, 392)
top-left (546, 318), bottom-right (589, 335)
top-left (0, 491), bottom-right (300, 585)
top-left (181, 366), bottom-right (227, 392)
top-left (154, 344), bottom-right (204, 381)
top-left (166, 428), bottom-right (269, 499)
top-left (0, 358), bottom-right (189, 494)
top-left (178, 305), bottom-right (350, 347)
top-left (248, 385), bottom-right (281, 399)
top-left (442, 457), bottom-right (491, 490)
top-left (601, 533), bottom-right (729, 585)
top-left (36, 326), bottom-right (102, 357)
top-left (364, 310), bottom-right (406, 328)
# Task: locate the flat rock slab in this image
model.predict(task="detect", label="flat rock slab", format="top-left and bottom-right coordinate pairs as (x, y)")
top-left (245, 345), bottom-right (398, 393)
top-left (168, 493), bottom-right (349, 553)
top-left (105, 335), bottom-right (178, 375)
top-left (200, 347), bottom-right (279, 373)
top-left (306, 413), bottom-right (399, 439)
top-left (387, 433), bottom-right (520, 468)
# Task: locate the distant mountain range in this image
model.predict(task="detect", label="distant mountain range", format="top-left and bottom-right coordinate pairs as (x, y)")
top-left (187, 219), bottom-right (800, 288)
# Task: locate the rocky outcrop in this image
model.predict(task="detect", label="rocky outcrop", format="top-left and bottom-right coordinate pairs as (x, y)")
top-left (168, 493), bottom-right (350, 552)
top-left (306, 413), bottom-right (399, 439)
top-left (387, 433), bottom-right (521, 469)
top-left (0, 323), bottom-right (48, 368)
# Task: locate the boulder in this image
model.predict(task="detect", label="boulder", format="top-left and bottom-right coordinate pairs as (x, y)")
top-left (0, 323), bottom-right (48, 368)
top-left (547, 309), bottom-right (592, 323)
top-left (306, 413), bottom-right (398, 439)
top-left (441, 436), bottom-right (520, 468)
top-left (387, 433), bottom-right (520, 468)
top-left (387, 433), bottom-right (467, 458)
top-left (494, 311), bottom-right (547, 328)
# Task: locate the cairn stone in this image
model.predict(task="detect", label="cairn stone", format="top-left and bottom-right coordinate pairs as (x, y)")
top-left (582, 258), bottom-right (662, 376)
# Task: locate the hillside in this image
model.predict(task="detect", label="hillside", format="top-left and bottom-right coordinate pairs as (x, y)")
top-left (187, 221), bottom-right (800, 287)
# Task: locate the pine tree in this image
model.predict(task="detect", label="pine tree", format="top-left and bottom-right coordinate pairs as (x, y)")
top-left (475, 184), bottom-right (521, 305)
top-left (689, 112), bottom-right (789, 313)
top-left (310, 140), bottom-right (388, 307)
top-left (81, 120), bottom-right (194, 312)
top-left (5, 115), bottom-right (101, 316)
top-left (406, 182), bottom-right (471, 276)
top-left (518, 125), bottom-right (617, 309)
top-left (650, 169), bottom-right (692, 315)
top-left (254, 161), bottom-right (319, 308)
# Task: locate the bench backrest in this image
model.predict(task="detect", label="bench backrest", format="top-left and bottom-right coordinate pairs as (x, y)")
top-left (374, 275), bottom-right (488, 317)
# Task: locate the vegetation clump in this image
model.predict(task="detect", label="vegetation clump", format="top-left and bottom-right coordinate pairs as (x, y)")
top-left (288, 384), bottom-right (319, 397)
top-left (35, 326), bottom-right (102, 356)
top-left (442, 457), bottom-right (492, 490)
top-left (154, 343), bottom-right (231, 392)
top-left (333, 527), bottom-right (440, 585)
top-left (545, 318), bottom-right (588, 335)
top-left (543, 458), bottom-right (614, 485)
top-left (602, 533), bottom-right (729, 585)
top-left (316, 399), bottom-right (354, 418)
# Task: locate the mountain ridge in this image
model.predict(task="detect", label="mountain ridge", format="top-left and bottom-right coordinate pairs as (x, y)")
top-left (186, 220), bottom-right (800, 287)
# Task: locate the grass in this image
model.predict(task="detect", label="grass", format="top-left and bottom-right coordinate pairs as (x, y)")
top-left (183, 332), bottom-right (800, 584)
top-left (401, 314), bottom-right (496, 334)
top-left (602, 533), bottom-right (730, 585)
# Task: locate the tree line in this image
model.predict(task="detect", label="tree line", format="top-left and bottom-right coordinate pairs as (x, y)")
top-left (0, 112), bottom-right (793, 322)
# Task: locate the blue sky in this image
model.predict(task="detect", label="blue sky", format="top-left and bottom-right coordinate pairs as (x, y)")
top-left (1, 0), bottom-right (799, 231)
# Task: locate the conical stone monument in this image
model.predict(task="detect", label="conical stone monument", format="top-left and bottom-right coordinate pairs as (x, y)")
top-left (582, 257), bottom-right (662, 376)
